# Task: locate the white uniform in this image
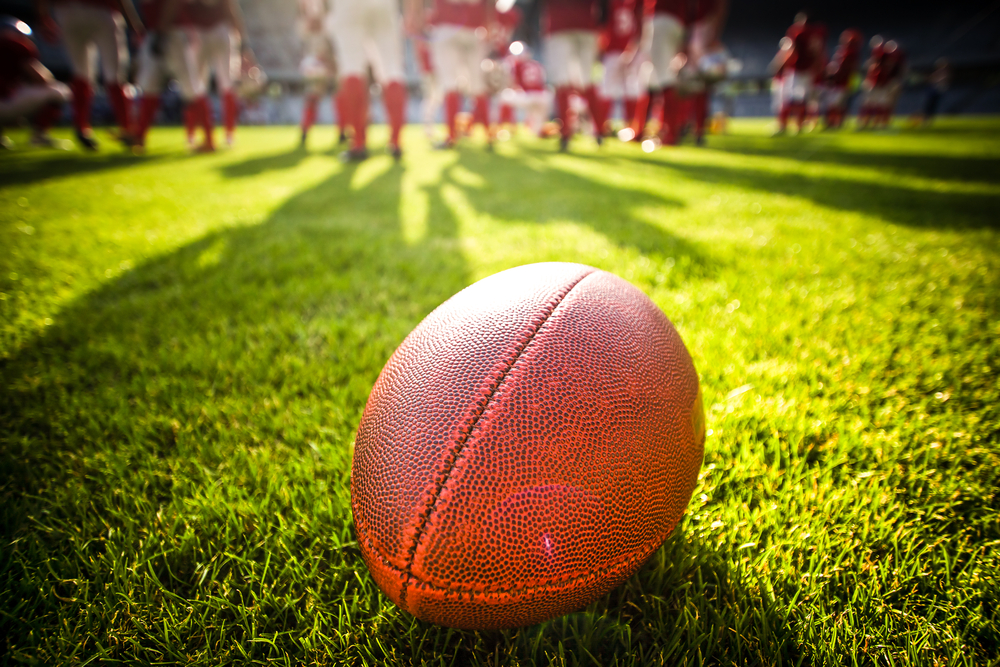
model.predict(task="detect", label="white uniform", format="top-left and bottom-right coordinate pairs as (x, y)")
top-left (429, 25), bottom-right (488, 96)
top-left (646, 12), bottom-right (684, 88)
top-left (136, 27), bottom-right (204, 99)
top-left (0, 82), bottom-right (72, 124)
top-left (601, 51), bottom-right (643, 99)
top-left (197, 21), bottom-right (239, 92)
top-left (52, 0), bottom-right (129, 84)
top-left (545, 30), bottom-right (598, 88)
top-left (328, 0), bottom-right (404, 82)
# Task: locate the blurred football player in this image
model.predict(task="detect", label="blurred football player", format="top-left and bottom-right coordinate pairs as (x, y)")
top-left (187, 0), bottom-right (254, 148)
top-left (544, 0), bottom-right (609, 151)
top-left (685, 0), bottom-right (727, 145)
top-left (36, 0), bottom-right (143, 149)
top-left (635, 0), bottom-right (685, 145)
top-left (859, 38), bottom-right (906, 130)
top-left (297, 0), bottom-right (340, 148)
top-left (769, 12), bottom-right (825, 135)
top-left (600, 0), bottom-right (642, 137)
top-left (493, 1), bottom-right (522, 134)
top-left (331, 0), bottom-right (408, 160)
top-left (0, 16), bottom-right (70, 149)
top-left (499, 41), bottom-right (552, 136)
top-left (414, 0), bottom-right (494, 149)
top-left (133, 0), bottom-right (207, 150)
top-left (823, 28), bottom-right (862, 129)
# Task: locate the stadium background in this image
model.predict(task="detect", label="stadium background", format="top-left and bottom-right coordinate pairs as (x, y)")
top-left (1, 0), bottom-right (998, 126)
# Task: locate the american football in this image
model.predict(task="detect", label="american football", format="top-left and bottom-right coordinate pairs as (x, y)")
top-left (352, 263), bottom-right (704, 629)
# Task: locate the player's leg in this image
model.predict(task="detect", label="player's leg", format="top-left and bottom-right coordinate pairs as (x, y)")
top-left (650, 14), bottom-right (683, 145)
top-left (0, 81), bottom-right (72, 146)
top-left (430, 26), bottom-right (464, 146)
top-left (54, 2), bottom-right (100, 148)
top-left (134, 36), bottom-right (165, 148)
top-left (545, 31), bottom-right (575, 148)
top-left (692, 86), bottom-right (709, 144)
top-left (213, 24), bottom-right (240, 145)
top-left (94, 7), bottom-right (133, 141)
top-left (331, 1), bottom-right (371, 157)
top-left (368, 1), bottom-right (406, 157)
top-left (467, 32), bottom-right (492, 144)
top-left (576, 32), bottom-right (606, 143)
top-left (169, 27), bottom-right (213, 151)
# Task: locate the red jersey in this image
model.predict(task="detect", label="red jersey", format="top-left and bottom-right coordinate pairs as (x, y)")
top-left (184, 0), bottom-right (232, 28)
top-left (827, 43), bottom-right (860, 87)
top-left (604, 0), bottom-right (641, 53)
top-left (0, 30), bottom-right (37, 99)
top-left (689, 0), bottom-right (718, 23)
top-left (512, 57), bottom-right (546, 91)
top-left (875, 48), bottom-right (905, 85)
top-left (785, 22), bottom-right (823, 73)
top-left (545, 0), bottom-right (601, 34)
top-left (643, 0), bottom-right (685, 21)
top-left (52, 0), bottom-right (121, 11)
top-left (430, 0), bottom-right (488, 29)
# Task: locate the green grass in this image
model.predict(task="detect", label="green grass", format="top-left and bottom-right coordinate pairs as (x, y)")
top-left (1, 118), bottom-right (998, 666)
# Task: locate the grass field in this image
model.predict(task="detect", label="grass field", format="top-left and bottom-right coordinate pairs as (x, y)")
top-left (1, 118), bottom-right (998, 666)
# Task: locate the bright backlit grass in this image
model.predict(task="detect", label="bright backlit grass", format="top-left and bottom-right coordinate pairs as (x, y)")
top-left (1, 118), bottom-right (998, 665)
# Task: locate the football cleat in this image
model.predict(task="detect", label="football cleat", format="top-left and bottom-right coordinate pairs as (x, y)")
top-left (75, 128), bottom-right (98, 150)
top-left (340, 147), bottom-right (369, 162)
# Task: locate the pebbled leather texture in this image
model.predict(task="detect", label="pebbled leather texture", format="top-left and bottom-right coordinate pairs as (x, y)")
top-left (352, 262), bottom-right (704, 630)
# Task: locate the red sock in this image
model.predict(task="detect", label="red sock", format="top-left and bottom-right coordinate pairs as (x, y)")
top-left (334, 90), bottom-right (346, 136)
top-left (624, 98), bottom-right (638, 129)
top-left (499, 104), bottom-right (514, 125)
top-left (383, 80), bottom-right (406, 148)
top-left (444, 90), bottom-right (461, 141)
top-left (198, 96), bottom-right (214, 147)
top-left (223, 89), bottom-right (237, 136)
top-left (693, 91), bottom-right (708, 138)
top-left (555, 86), bottom-right (572, 139)
top-left (340, 75), bottom-right (368, 150)
top-left (302, 94), bottom-right (319, 132)
top-left (660, 87), bottom-right (678, 144)
top-left (473, 94), bottom-right (490, 134)
top-left (137, 95), bottom-right (160, 143)
top-left (795, 102), bottom-right (807, 129)
top-left (184, 102), bottom-right (197, 142)
top-left (778, 102), bottom-right (791, 129)
top-left (34, 102), bottom-right (62, 131)
top-left (583, 86), bottom-right (607, 136)
top-left (105, 82), bottom-right (131, 134)
top-left (632, 93), bottom-right (649, 138)
top-left (70, 77), bottom-right (93, 132)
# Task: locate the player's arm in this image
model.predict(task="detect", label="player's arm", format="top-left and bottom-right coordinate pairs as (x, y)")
top-left (225, 0), bottom-right (254, 61)
top-left (403, 0), bottom-right (426, 35)
top-left (708, 0), bottom-right (728, 45)
top-left (33, 0), bottom-right (61, 42)
top-left (638, 0), bottom-right (654, 54)
top-left (768, 37), bottom-right (792, 75)
top-left (23, 56), bottom-right (56, 85)
top-left (116, 0), bottom-right (145, 36)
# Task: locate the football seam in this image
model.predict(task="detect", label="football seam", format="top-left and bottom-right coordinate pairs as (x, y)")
top-left (397, 268), bottom-right (598, 606)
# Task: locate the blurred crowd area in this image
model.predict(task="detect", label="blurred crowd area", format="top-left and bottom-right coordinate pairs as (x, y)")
top-left (2, 0), bottom-right (999, 127)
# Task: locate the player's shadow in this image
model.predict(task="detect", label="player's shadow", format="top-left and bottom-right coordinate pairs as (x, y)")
top-left (451, 146), bottom-right (710, 273)
top-left (218, 145), bottom-right (310, 178)
top-left (0, 150), bottom-right (166, 190)
top-left (711, 134), bottom-right (1000, 186)
top-left (620, 151), bottom-right (1000, 231)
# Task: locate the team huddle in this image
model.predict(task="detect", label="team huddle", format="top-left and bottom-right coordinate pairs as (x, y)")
top-left (0, 0), bottom-right (257, 152)
top-left (297, 0), bottom-right (729, 159)
top-left (0, 1), bottom-right (915, 156)
top-left (770, 12), bottom-right (908, 135)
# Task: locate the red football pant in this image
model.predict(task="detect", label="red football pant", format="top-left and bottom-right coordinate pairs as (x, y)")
top-left (185, 97), bottom-right (214, 148)
top-left (339, 75), bottom-right (368, 149)
top-left (302, 93), bottom-right (319, 132)
top-left (472, 94), bottom-right (490, 135)
top-left (499, 103), bottom-right (515, 126)
top-left (383, 80), bottom-right (406, 148)
top-left (70, 77), bottom-right (93, 132)
top-left (632, 92), bottom-right (650, 138)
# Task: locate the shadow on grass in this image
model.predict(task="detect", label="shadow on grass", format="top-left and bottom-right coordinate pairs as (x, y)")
top-left (454, 146), bottom-right (710, 272)
top-left (0, 150), bottom-right (166, 190)
top-left (621, 151), bottom-right (1000, 231)
top-left (218, 146), bottom-right (311, 178)
top-left (711, 134), bottom-right (1000, 185)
